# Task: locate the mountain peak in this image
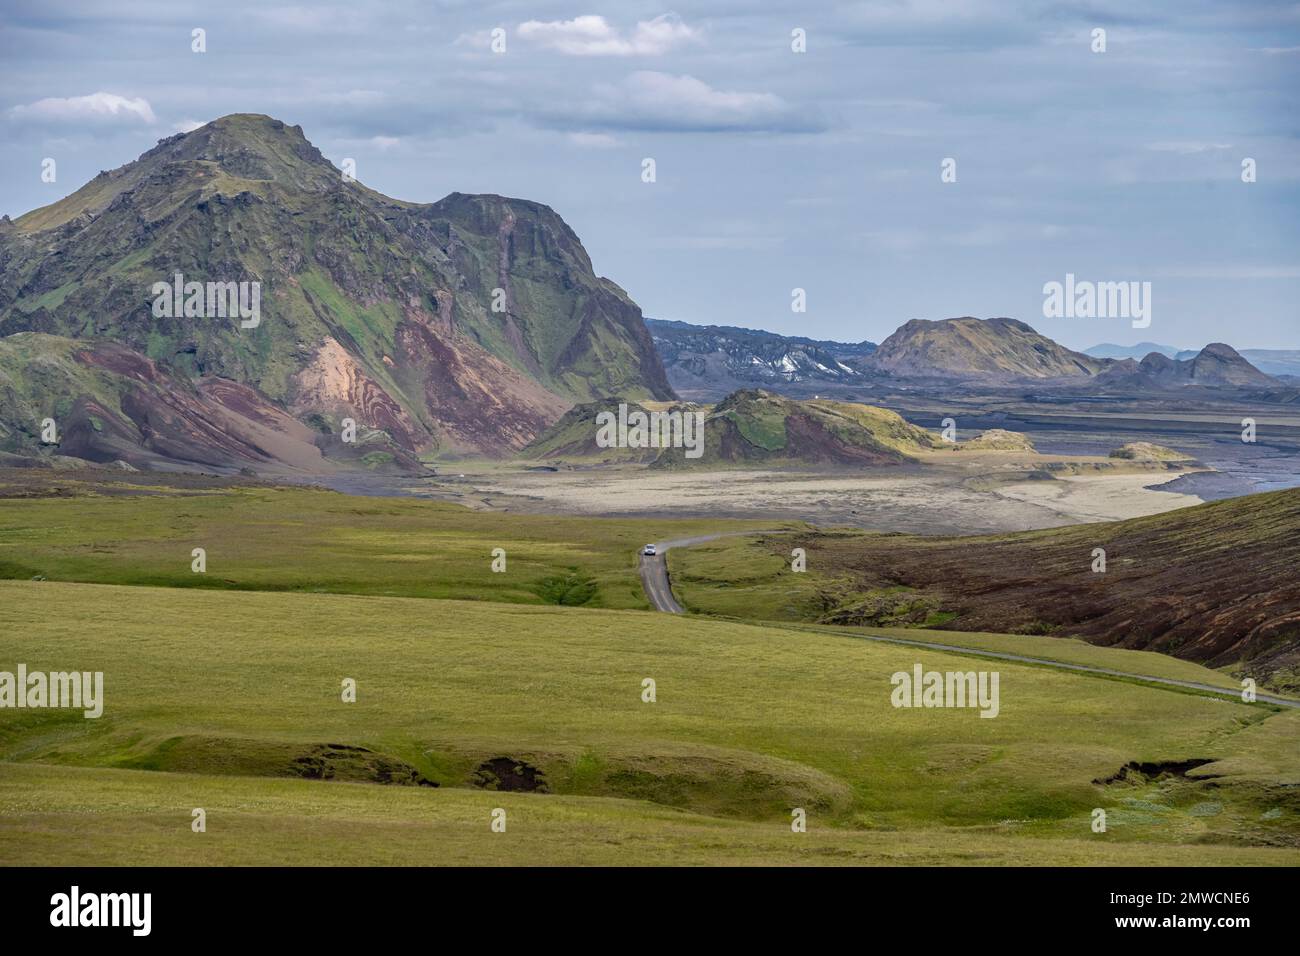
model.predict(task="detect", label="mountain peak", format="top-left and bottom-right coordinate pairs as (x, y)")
top-left (144, 113), bottom-right (336, 190)
top-left (0, 115), bottom-right (675, 468)
top-left (14, 113), bottom-right (339, 234)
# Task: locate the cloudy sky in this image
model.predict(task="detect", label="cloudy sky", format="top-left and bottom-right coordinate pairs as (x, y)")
top-left (2, 0), bottom-right (1297, 350)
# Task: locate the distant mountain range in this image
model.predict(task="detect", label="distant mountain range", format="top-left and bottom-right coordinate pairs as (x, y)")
top-left (1087, 343), bottom-right (1300, 378)
top-left (655, 316), bottom-right (1281, 395)
top-left (646, 318), bottom-right (875, 400)
top-left (1, 113), bottom-right (1289, 476)
top-left (0, 114), bottom-right (672, 472)
top-left (1085, 342), bottom-right (1183, 360)
top-left (1094, 343), bottom-right (1275, 389)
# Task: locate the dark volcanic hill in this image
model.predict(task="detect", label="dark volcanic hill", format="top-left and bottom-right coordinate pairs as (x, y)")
top-left (867, 317), bottom-right (1106, 381)
top-left (0, 113), bottom-right (673, 471)
top-left (647, 318), bottom-right (875, 400)
top-left (782, 487), bottom-right (1300, 691)
top-left (1095, 343), bottom-right (1275, 389)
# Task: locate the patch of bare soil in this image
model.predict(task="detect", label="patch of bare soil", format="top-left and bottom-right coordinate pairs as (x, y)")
top-left (1094, 759), bottom-right (1218, 785)
top-left (471, 757), bottom-right (549, 793)
top-left (293, 744), bottom-right (436, 786)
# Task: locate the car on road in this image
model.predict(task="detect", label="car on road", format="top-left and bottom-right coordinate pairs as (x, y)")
top-left (642, 544), bottom-right (657, 556)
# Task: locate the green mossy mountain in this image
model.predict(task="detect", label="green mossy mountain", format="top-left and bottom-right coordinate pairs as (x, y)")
top-left (0, 114), bottom-right (673, 468)
top-left (521, 398), bottom-right (668, 463)
top-left (652, 390), bottom-right (942, 468)
top-left (523, 389), bottom-right (944, 468)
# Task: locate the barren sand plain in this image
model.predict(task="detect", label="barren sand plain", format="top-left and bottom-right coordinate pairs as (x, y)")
top-left (406, 452), bottom-right (1203, 535)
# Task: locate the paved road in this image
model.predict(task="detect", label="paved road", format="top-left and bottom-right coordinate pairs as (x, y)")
top-left (637, 532), bottom-right (782, 615)
top-left (638, 531), bottom-right (1300, 709)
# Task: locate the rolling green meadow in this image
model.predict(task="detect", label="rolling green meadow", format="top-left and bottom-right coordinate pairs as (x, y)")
top-left (0, 481), bottom-right (1297, 865)
top-left (0, 480), bottom-right (781, 608)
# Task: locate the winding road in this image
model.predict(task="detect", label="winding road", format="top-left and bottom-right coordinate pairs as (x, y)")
top-left (638, 532), bottom-right (769, 615)
top-left (638, 531), bottom-right (1300, 710)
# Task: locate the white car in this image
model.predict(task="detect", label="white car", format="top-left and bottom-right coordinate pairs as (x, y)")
top-left (642, 544), bottom-right (657, 557)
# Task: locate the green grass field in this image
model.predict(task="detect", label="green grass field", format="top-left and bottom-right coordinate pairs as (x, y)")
top-left (0, 483), bottom-right (780, 609)
top-left (1, 580), bottom-right (1297, 865)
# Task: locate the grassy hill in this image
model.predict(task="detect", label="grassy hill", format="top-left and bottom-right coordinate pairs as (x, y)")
top-left (1, 580), bottom-right (1296, 865)
top-left (520, 398), bottom-right (669, 463)
top-left (652, 390), bottom-right (942, 468)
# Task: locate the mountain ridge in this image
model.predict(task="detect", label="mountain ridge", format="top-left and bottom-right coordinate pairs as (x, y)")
top-left (0, 113), bottom-right (674, 469)
top-left (647, 318), bottom-right (876, 400)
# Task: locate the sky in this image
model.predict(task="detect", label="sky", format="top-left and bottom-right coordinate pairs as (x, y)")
top-left (1, 0), bottom-right (1297, 351)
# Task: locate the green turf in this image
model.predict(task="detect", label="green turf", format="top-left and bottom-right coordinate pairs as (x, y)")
top-left (0, 485), bottom-right (779, 610)
top-left (3, 763), bottom-right (1295, 866)
top-left (1, 581), bottom-right (1296, 864)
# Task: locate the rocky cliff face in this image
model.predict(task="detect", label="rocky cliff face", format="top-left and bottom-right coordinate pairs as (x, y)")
top-left (0, 114), bottom-right (674, 470)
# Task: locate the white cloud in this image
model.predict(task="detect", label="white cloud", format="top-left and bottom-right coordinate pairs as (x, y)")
top-left (518, 14), bottom-right (699, 56)
top-left (173, 118), bottom-right (206, 133)
top-left (567, 132), bottom-right (622, 149)
top-left (453, 29), bottom-right (496, 49)
top-left (8, 92), bottom-right (156, 124)
top-left (1153, 265), bottom-right (1300, 279)
top-left (1146, 141), bottom-right (1233, 154)
top-left (369, 135), bottom-right (400, 151)
top-left (318, 90), bottom-right (385, 106)
top-left (581, 72), bottom-right (808, 132)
